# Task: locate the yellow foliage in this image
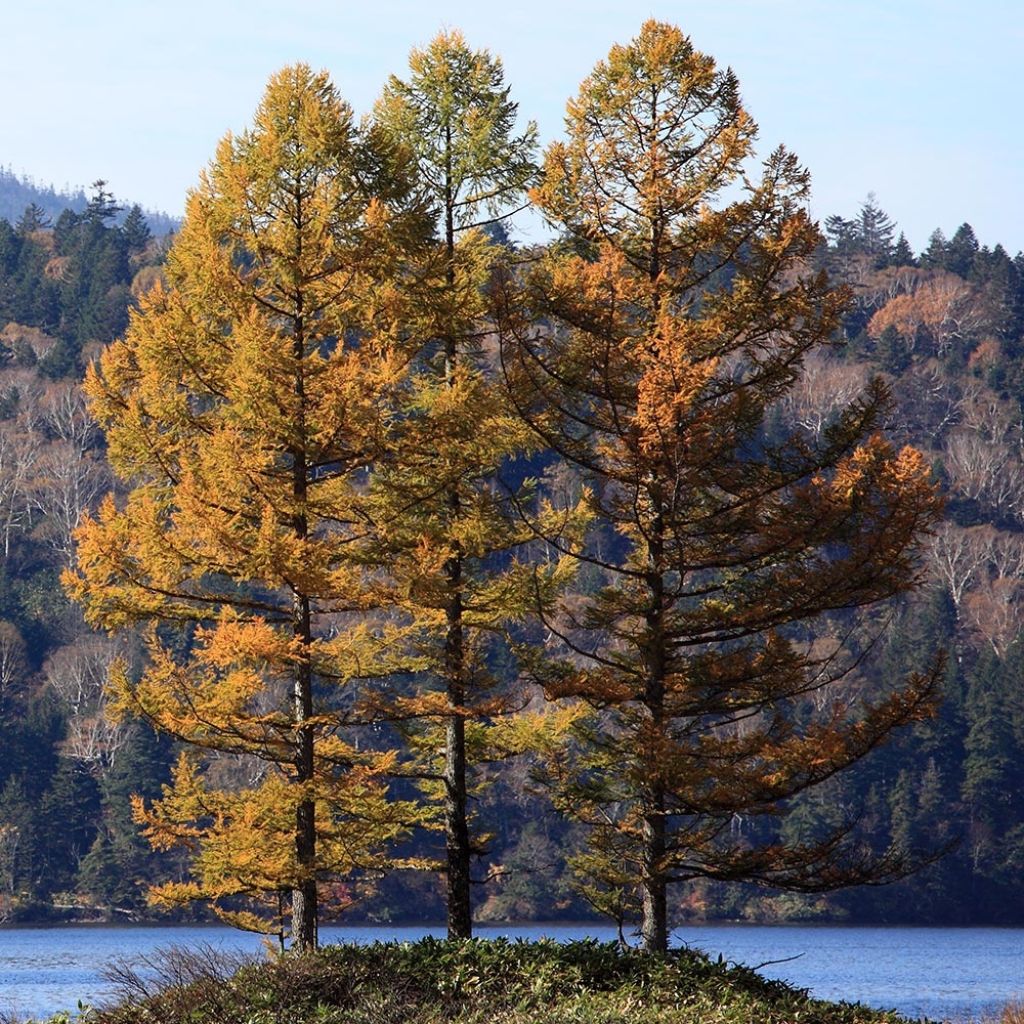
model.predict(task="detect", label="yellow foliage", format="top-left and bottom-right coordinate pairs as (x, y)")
top-left (66, 63), bottom-right (434, 945)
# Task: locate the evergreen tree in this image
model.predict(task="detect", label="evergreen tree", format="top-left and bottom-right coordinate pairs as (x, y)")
top-left (857, 193), bottom-right (896, 266)
top-left (121, 204), bottom-right (152, 256)
top-left (36, 758), bottom-right (102, 898)
top-left (83, 180), bottom-right (121, 225)
top-left (946, 223), bottom-right (980, 278)
top-left (824, 215), bottom-right (859, 255)
top-left (892, 232), bottom-right (916, 268)
top-left (0, 777), bottom-right (38, 909)
top-left (55, 193), bottom-right (131, 355)
top-left (0, 219), bottom-right (22, 318)
top-left (877, 324), bottom-right (911, 374)
top-left (0, 222), bottom-right (58, 331)
top-left (961, 647), bottom-right (1024, 897)
top-left (920, 228), bottom-right (949, 269)
top-left (77, 725), bottom-right (172, 909)
top-left (16, 203), bottom-right (49, 235)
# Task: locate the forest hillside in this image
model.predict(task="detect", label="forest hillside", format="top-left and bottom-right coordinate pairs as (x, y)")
top-left (0, 173), bottom-right (1022, 927)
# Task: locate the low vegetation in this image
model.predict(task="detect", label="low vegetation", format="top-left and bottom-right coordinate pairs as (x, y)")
top-left (34, 939), bottom-right (912, 1024)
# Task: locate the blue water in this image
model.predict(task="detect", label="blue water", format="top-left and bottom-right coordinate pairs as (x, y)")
top-left (1, 922), bottom-right (1021, 1022)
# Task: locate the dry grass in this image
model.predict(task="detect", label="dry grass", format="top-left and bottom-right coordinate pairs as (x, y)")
top-left (999, 999), bottom-right (1024, 1024)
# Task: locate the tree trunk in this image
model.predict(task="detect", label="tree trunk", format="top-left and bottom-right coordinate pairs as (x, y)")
top-left (641, 507), bottom-right (668, 953)
top-left (292, 590), bottom-right (317, 953)
top-left (443, 338), bottom-right (473, 939)
top-left (640, 794), bottom-right (668, 952)
top-left (442, 139), bottom-right (473, 939)
top-left (292, 790), bottom-right (318, 952)
top-left (638, 196), bottom-right (671, 954)
top-left (291, 299), bottom-right (318, 953)
top-left (444, 618), bottom-right (473, 938)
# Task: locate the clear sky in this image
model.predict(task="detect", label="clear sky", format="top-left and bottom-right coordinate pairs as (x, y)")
top-left (3, 0), bottom-right (1020, 254)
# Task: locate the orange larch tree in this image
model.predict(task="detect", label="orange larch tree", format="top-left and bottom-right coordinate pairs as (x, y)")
top-left (498, 21), bottom-right (944, 952)
top-left (371, 31), bottom-right (582, 938)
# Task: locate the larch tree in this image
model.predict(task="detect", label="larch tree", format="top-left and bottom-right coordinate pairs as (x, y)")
top-left (498, 21), bottom-right (944, 952)
top-left (372, 31), bottom-right (578, 938)
top-left (65, 65), bottom-right (430, 952)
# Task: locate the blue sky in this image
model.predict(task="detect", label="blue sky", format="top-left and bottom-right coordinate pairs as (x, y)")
top-left (3, 0), bottom-right (1020, 253)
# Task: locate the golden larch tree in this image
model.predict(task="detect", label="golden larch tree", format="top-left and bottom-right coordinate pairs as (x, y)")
top-left (371, 31), bottom-right (581, 938)
top-left (65, 65), bottom-right (430, 952)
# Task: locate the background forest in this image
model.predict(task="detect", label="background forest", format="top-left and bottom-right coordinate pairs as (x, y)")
top-left (1, 159), bottom-right (1023, 928)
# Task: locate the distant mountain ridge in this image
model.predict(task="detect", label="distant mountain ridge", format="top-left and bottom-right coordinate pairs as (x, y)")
top-left (0, 165), bottom-right (179, 235)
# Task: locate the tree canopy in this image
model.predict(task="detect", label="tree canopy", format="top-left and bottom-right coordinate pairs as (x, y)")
top-left (39, 25), bottom-right (966, 951)
top-left (500, 20), bottom-right (943, 951)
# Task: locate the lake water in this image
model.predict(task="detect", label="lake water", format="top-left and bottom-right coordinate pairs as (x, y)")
top-left (1, 922), bottom-right (1022, 1022)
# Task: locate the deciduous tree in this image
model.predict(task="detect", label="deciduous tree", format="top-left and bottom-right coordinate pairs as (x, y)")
top-left (373, 32), bottom-right (578, 938)
top-left (66, 65), bottom-right (429, 951)
top-left (500, 20), bottom-right (943, 952)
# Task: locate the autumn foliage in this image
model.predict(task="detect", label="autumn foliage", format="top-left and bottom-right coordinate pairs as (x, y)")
top-left (65, 65), bottom-right (431, 949)
top-left (64, 25), bottom-right (943, 954)
top-left (499, 21), bottom-right (943, 950)
top-left (370, 32), bottom-right (577, 940)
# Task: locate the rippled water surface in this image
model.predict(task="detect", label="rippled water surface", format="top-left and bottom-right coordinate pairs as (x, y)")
top-left (2, 922), bottom-right (1022, 1021)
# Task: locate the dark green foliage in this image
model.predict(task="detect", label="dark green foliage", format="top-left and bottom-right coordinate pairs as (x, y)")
top-left (37, 339), bottom-right (77, 379)
top-left (876, 325), bottom-right (910, 374)
top-left (945, 223), bottom-right (980, 278)
top-left (16, 203), bottom-right (51, 234)
top-left (0, 219), bottom-right (59, 331)
top-left (121, 204), bottom-right (152, 255)
top-left (892, 233), bottom-right (915, 268)
top-left (920, 228), bottom-right (949, 268)
top-left (0, 183), bottom-right (170, 381)
top-left (857, 193), bottom-right (896, 266)
top-left (824, 194), bottom-right (897, 266)
top-left (0, 700), bottom-right (64, 800)
top-left (0, 219), bottom-right (20, 273)
top-left (0, 166), bottom-right (178, 234)
top-left (970, 244), bottom-right (1019, 343)
top-left (53, 189), bottom-right (132, 358)
top-left (478, 821), bottom-right (581, 922)
top-left (824, 215), bottom-right (858, 255)
top-left (35, 760), bottom-right (102, 898)
top-left (0, 777), bottom-right (39, 907)
top-left (84, 180), bottom-right (121, 224)
top-left (78, 726), bottom-right (174, 908)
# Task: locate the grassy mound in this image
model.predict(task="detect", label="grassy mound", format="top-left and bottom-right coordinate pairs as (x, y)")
top-left (82, 938), bottom-right (913, 1024)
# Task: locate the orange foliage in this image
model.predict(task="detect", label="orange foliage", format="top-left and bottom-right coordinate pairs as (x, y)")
top-left (868, 270), bottom-right (983, 355)
top-left (502, 20), bottom-right (943, 952)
